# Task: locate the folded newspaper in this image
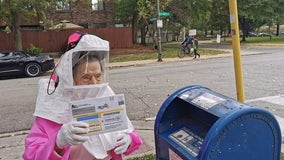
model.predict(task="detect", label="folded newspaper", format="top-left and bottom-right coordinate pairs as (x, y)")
top-left (69, 94), bottom-right (128, 135)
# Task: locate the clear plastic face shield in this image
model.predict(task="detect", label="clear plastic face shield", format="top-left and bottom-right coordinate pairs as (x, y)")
top-left (46, 50), bottom-right (109, 100)
top-left (72, 51), bottom-right (109, 86)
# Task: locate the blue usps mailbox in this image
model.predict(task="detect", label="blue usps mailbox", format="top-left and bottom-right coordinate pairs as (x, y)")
top-left (154, 85), bottom-right (281, 160)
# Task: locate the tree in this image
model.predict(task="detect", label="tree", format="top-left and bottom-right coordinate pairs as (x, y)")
top-left (237, 0), bottom-right (274, 41)
top-left (272, 0), bottom-right (284, 36)
top-left (115, 0), bottom-right (139, 43)
top-left (115, 0), bottom-right (284, 44)
top-left (207, 0), bottom-right (229, 36)
top-left (0, 0), bottom-right (75, 51)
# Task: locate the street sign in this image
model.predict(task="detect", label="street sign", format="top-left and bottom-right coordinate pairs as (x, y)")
top-left (159, 12), bottom-right (170, 17)
top-left (189, 29), bottom-right (197, 36)
top-left (150, 17), bottom-right (157, 21)
top-left (216, 34), bottom-right (221, 43)
top-left (157, 19), bottom-right (163, 28)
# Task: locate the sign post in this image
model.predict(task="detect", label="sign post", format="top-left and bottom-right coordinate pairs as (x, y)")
top-left (229, 0), bottom-right (245, 102)
top-left (157, 0), bottom-right (162, 62)
top-left (216, 34), bottom-right (221, 50)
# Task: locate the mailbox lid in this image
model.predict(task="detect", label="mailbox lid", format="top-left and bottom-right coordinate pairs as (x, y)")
top-left (199, 108), bottom-right (281, 160)
top-left (178, 86), bottom-right (251, 118)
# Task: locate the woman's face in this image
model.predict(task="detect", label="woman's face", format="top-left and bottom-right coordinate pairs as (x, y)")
top-left (73, 61), bottom-right (102, 85)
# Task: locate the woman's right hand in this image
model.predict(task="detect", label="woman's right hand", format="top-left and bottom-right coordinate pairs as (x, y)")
top-left (56, 121), bottom-right (89, 149)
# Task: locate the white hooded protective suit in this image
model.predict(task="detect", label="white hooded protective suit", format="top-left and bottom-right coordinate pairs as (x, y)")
top-left (33, 34), bottom-right (134, 159)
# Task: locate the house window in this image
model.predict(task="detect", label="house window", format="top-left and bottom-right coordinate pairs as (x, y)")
top-left (78, 23), bottom-right (89, 28)
top-left (56, 1), bottom-right (70, 11)
top-left (92, 0), bottom-right (105, 11)
top-left (93, 23), bottom-right (106, 28)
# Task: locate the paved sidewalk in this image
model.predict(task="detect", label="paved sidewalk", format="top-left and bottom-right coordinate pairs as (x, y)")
top-left (1, 50), bottom-right (284, 159)
top-left (1, 116), bottom-right (284, 159)
top-left (0, 120), bottom-right (156, 160)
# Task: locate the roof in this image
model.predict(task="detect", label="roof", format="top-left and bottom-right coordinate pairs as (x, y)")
top-left (48, 20), bottom-right (83, 30)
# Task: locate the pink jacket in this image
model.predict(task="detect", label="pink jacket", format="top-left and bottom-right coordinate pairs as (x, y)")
top-left (23, 117), bottom-right (142, 160)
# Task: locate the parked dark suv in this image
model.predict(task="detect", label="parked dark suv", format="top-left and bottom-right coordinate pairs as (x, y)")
top-left (0, 51), bottom-right (55, 77)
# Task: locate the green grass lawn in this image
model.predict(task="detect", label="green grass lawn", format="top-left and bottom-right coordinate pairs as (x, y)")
top-left (110, 36), bottom-right (283, 63)
top-left (127, 154), bottom-right (156, 160)
top-left (243, 35), bottom-right (284, 43)
top-left (110, 42), bottom-right (228, 63)
top-left (222, 35), bottom-right (284, 44)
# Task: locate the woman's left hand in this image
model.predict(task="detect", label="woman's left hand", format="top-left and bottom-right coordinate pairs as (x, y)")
top-left (114, 133), bottom-right (131, 154)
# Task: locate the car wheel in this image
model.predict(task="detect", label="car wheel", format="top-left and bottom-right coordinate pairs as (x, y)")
top-left (25, 62), bottom-right (41, 77)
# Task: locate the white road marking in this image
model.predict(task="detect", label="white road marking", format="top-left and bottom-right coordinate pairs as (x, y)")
top-left (246, 95), bottom-right (284, 106)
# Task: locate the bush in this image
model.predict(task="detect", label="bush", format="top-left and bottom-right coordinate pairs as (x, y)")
top-left (26, 44), bottom-right (43, 54)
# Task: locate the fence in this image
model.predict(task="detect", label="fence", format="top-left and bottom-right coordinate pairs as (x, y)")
top-left (0, 27), bottom-right (133, 53)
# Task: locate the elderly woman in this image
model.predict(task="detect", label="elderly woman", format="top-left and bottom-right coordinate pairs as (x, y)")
top-left (23, 34), bottom-right (142, 160)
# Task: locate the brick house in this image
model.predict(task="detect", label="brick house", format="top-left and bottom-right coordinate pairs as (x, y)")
top-left (0, 0), bottom-right (115, 30)
top-left (0, 0), bottom-right (134, 51)
top-left (48, 0), bottom-right (115, 29)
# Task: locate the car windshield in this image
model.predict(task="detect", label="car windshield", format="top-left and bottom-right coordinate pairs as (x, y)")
top-left (0, 52), bottom-right (13, 58)
top-left (25, 52), bottom-right (35, 56)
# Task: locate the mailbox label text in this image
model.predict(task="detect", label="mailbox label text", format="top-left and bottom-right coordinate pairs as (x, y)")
top-left (192, 93), bottom-right (225, 110)
top-left (169, 128), bottom-right (203, 157)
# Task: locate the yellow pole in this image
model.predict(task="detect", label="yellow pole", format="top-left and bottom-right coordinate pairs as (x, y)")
top-left (228, 0), bottom-right (245, 102)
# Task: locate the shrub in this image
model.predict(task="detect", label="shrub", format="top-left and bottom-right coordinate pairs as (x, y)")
top-left (26, 44), bottom-right (43, 54)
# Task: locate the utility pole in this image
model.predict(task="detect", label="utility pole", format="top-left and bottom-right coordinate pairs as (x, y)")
top-left (228, 0), bottom-right (245, 102)
top-left (157, 0), bottom-right (162, 62)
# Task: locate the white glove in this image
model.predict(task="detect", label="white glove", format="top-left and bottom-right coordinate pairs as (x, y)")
top-left (114, 133), bottom-right (132, 154)
top-left (56, 121), bottom-right (89, 149)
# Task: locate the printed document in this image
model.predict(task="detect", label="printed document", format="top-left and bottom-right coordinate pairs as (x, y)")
top-left (69, 94), bottom-right (128, 135)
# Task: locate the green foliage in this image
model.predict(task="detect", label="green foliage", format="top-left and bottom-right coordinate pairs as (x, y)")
top-left (4, 26), bottom-right (11, 33)
top-left (114, 0), bottom-right (284, 45)
top-left (0, 0), bottom-right (77, 50)
top-left (26, 44), bottom-right (43, 54)
top-left (115, 0), bottom-right (138, 25)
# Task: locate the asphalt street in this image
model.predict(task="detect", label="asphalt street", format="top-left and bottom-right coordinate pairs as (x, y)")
top-left (1, 42), bottom-right (284, 159)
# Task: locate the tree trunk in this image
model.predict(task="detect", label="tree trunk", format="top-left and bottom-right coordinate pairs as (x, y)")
top-left (139, 18), bottom-right (148, 45)
top-left (276, 22), bottom-right (280, 36)
top-left (140, 26), bottom-right (146, 45)
top-left (210, 27), bottom-right (214, 35)
top-left (132, 12), bottom-right (138, 44)
top-left (240, 18), bottom-right (246, 42)
top-left (204, 28), bottom-right (208, 37)
top-left (11, 10), bottom-right (22, 51)
top-left (152, 29), bottom-right (158, 49)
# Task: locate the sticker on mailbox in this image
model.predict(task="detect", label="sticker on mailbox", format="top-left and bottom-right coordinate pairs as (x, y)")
top-left (192, 92), bottom-right (225, 110)
top-left (169, 128), bottom-right (202, 157)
